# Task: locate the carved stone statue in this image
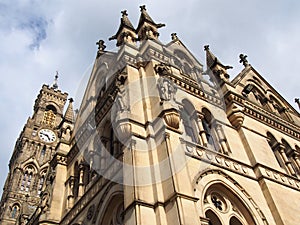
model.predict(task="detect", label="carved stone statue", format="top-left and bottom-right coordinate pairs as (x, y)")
top-left (157, 77), bottom-right (177, 103)
top-left (115, 73), bottom-right (128, 112)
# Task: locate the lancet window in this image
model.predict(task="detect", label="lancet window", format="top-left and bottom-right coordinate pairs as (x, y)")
top-left (10, 204), bottom-right (20, 219)
top-left (20, 165), bottom-right (35, 192)
top-left (37, 170), bottom-right (47, 195)
top-left (267, 132), bottom-right (300, 176)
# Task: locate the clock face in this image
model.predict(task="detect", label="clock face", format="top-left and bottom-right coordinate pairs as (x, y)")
top-left (38, 129), bottom-right (56, 143)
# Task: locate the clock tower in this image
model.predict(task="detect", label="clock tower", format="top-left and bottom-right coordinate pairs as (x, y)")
top-left (0, 75), bottom-right (74, 225)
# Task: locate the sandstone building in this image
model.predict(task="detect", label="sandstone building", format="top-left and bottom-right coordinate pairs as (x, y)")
top-left (0, 6), bottom-right (300, 225)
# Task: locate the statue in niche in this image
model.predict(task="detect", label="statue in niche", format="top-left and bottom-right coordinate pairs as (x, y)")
top-left (114, 72), bottom-right (129, 112)
top-left (157, 77), bottom-right (177, 103)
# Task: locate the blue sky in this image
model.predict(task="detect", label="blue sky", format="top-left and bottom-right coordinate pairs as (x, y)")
top-left (0, 0), bottom-right (300, 196)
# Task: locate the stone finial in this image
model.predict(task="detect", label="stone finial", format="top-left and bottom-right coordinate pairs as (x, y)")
top-left (96, 40), bottom-right (106, 51)
top-left (96, 40), bottom-right (106, 57)
top-left (121, 10), bottom-right (128, 16)
top-left (52, 71), bottom-right (59, 89)
top-left (171, 33), bottom-right (178, 41)
top-left (204, 45), bottom-right (210, 51)
top-left (140, 5), bottom-right (146, 11)
top-left (295, 98), bottom-right (300, 110)
top-left (239, 54), bottom-right (249, 67)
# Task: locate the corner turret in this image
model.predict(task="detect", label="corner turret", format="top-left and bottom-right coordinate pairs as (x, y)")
top-left (109, 10), bottom-right (137, 46)
top-left (136, 5), bottom-right (165, 41)
top-left (204, 45), bottom-right (232, 84)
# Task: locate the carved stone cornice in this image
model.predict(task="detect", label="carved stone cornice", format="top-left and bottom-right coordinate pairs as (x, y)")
top-left (183, 140), bottom-right (256, 179)
top-left (255, 164), bottom-right (300, 191)
top-left (225, 91), bottom-right (300, 139)
top-left (154, 63), bottom-right (223, 108)
top-left (51, 153), bottom-right (67, 167)
top-left (244, 104), bottom-right (300, 140)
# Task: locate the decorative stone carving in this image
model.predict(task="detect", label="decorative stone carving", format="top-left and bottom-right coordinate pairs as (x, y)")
top-left (115, 72), bottom-right (128, 112)
top-left (157, 77), bottom-right (177, 103)
top-left (87, 204), bottom-right (95, 221)
top-left (163, 110), bottom-right (180, 129)
top-left (116, 122), bottom-right (132, 141)
top-left (226, 98), bottom-right (245, 129)
top-left (239, 54), bottom-right (249, 67)
top-left (154, 63), bottom-right (171, 76)
top-left (96, 40), bottom-right (106, 58)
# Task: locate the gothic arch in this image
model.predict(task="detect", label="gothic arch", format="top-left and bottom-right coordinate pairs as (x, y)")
top-left (9, 203), bottom-right (21, 219)
top-left (20, 159), bottom-right (39, 172)
top-left (244, 79), bottom-right (266, 96)
top-left (180, 99), bottom-right (198, 143)
top-left (193, 169), bottom-right (269, 225)
top-left (93, 183), bottom-right (124, 225)
top-left (19, 164), bottom-right (37, 192)
top-left (44, 101), bottom-right (61, 114)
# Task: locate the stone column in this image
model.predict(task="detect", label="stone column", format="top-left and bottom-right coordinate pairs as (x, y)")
top-left (196, 114), bottom-right (208, 146)
top-left (215, 124), bottom-right (229, 154)
top-left (78, 164), bottom-right (85, 197)
top-left (276, 143), bottom-right (296, 175)
top-left (67, 177), bottom-right (75, 209)
top-left (293, 152), bottom-right (300, 170)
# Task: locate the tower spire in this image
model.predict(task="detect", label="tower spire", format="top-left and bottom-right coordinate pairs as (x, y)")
top-left (64, 98), bottom-right (75, 123)
top-left (204, 45), bottom-right (232, 83)
top-left (109, 10), bottom-right (137, 46)
top-left (52, 71), bottom-right (59, 89)
top-left (136, 5), bottom-right (165, 41)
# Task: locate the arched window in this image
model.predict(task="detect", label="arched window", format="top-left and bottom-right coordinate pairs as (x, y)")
top-left (10, 204), bottom-right (20, 219)
top-left (242, 83), bottom-right (271, 112)
top-left (40, 145), bottom-right (46, 161)
top-left (20, 165), bottom-right (35, 192)
top-left (205, 210), bottom-right (222, 225)
top-left (269, 96), bottom-right (292, 122)
top-left (282, 139), bottom-right (297, 176)
top-left (73, 161), bottom-right (79, 199)
top-left (42, 105), bottom-right (57, 127)
top-left (181, 100), bottom-right (199, 144)
top-left (101, 121), bottom-right (119, 157)
top-left (267, 132), bottom-right (286, 170)
top-left (202, 109), bottom-right (217, 151)
top-left (230, 216), bottom-right (243, 225)
top-left (203, 183), bottom-right (256, 225)
top-left (37, 170), bottom-right (47, 195)
top-left (182, 110), bottom-right (197, 143)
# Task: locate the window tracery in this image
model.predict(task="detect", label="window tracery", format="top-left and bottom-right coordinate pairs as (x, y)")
top-left (267, 132), bottom-right (300, 176)
top-left (203, 184), bottom-right (255, 225)
top-left (180, 102), bottom-right (230, 154)
top-left (20, 165), bottom-right (35, 192)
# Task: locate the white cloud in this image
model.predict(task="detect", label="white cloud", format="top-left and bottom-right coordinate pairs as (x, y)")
top-left (0, 0), bottom-right (299, 196)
